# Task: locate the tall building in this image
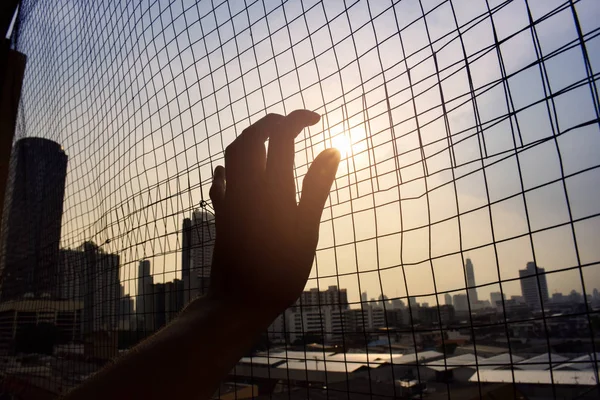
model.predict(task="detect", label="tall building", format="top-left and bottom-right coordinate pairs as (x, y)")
top-left (189, 210), bottom-right (216, 300)
top-left (519, 262), bottom-right (549, 311)
top-left (57, 245), bottom-right (118, 332)
top-left (81, 242), bottom-right (120, 333)
top-left (117, 285), bottom-right (134, 331)
top-left (361, 291), bottom-right (368, 303)
top-left (165, 279), bottom-right (184, 323)
top-left (181, 218), bottom-right (192, 304)
top-left (490, 292), bottom-right (504, 309)
top-left (153, 283), bottom-right (167, 330)
top-left (464, 258), bottom-right (478, 302)
top-left (0, 138), bottom-right (68, 300)
top-left (453, 294), bottom-right (469, 312)
top-left (137, 260), bottom-right (154, 332)
top-left (296, 286), bottom-right (349, 310)
top-left (444, 293), bottom-right (453, 306)
top-left (57, 242), bottom-right (120, 333)
top-left (287, 306), bottom-right (345, 343)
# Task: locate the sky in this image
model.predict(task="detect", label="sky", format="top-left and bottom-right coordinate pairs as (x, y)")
top-left (13, 0), bottom-right (600, 307)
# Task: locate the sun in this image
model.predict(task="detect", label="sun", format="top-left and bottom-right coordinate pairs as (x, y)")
top-left (331, 134), bottom-right (351, 158)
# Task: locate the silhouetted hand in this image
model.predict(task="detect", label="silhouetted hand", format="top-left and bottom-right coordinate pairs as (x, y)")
top-left (209, 110), bottom-right (340, 320)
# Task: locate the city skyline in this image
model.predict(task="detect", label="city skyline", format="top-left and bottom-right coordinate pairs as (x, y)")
top-left (9, 0), bottom-right (595, 307)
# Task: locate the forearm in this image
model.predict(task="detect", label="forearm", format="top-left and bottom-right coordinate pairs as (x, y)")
top-left (64, 295), bottom-right (271, 400)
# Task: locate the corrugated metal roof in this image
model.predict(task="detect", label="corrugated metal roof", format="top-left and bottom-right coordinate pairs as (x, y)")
top-left (479, 353), bottom-right (525, 369)
top-left (425, 353), bottom-right (485, 371)
top-left (277, 359), bottom-right (368, 373)
top-left (555, 353), bottom-right (600, 371)
top-left (516, 353), bottom-right (569, 370)
top-left (326, 353), bottom-right (394, 365)
top-left (470, 369), bottom-right (599, 385)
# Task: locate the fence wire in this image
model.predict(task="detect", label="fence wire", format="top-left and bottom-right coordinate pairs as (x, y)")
top-left (1, 0), bottom-right (599, 398)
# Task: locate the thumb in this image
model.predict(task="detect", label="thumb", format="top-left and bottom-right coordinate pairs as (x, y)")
top-left (297, 148), bottom-right (340, 250)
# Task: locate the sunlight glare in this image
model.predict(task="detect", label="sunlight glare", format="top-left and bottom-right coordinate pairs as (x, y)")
top-left (331, 134), bottom-right (351, 158)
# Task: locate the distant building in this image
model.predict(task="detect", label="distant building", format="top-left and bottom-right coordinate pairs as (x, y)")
top-left (444, 293), bottom-right (452, 306)
top-left (391, 298), bottom-right (405, 309)
top-left (490, 292), bottom-right (504, 310)
top-left (153, 283), bottom-right (167, 330)
top-left (519, 262), bottom-right (549, 311)
top-left (181, 218), bottom-right (192, 304)
top-left (464, 258), bottom-right (478, 302)
top-left (453, 294), bottom-right (469, 313)
top-left (117, 285), bottom-right (134, 330)
top-left (552, 292), bottom-right (566, 304)
top-left (137, 260), bottom-right (154, 332)
top-left (510, 295), bottom-right (525, 304)
top-left (419, 305), bottom-right (455, 325)
top-left (344, 305), bottom-right (385, 333)
top-left (378, 294), bottom-right (391, 309)
top-left (0, 138), bottom-right (68, 301)
top-left (287, 306), bottom-right (345, 343)
top-left (296, 286), bottom-right (349, 310)
top-left (189, 210), bottom-right (216, 299)
top-left (0, 299), bottom-right (82, 354)
top-left (361, 291), bottom-right (368, 303)
top-left (165, 279), bottom-right (184, 323)
top-left (386, 308), bottom-right (404, 327)
top-left (568, 290), bottom-right (583, 304)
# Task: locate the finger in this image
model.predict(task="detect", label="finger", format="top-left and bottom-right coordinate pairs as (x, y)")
top-left (209, 166), bottom-right (226, 214)
top-left (225, 114), bottom-right (284, 193)
top-left (297, 148), bottom-right (340, 250)
top-left (266, 110), bottom-right (320, 203)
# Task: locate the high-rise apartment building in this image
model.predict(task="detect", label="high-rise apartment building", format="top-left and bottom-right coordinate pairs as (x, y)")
top-left (444, 293), bottom-right (453, 306)
top-left (0, 138), bottom-right (68, 300)
top-left (137, 260), bottom-right (154, 332)
top-left (464, 258), bottom-right (478, 302)
top-left (56, 242), bottom-right (120, 333)
top-left (295, 286), bottom-right (349, 310)
top-left (453, 294), bottom-right (469, 313)
top-left (181, 218), bottom-right (192, 304)
top-left (189, 210), bottom-right (216, 300)
top-left (519, 262), bottom-right (549, 311)
top-left (490, 292), bottom-right (504, 310)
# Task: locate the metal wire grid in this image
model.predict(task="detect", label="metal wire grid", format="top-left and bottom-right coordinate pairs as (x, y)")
top-left (6, 0), bottom-right (600, 398)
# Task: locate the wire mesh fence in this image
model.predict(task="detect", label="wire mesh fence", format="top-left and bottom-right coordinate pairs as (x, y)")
top-left (1, 0), bottom-right (599, 398)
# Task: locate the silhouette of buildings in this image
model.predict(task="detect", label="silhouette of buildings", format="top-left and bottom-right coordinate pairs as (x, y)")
top-left (519, 262), bottom-right (549, 311)
top-left (0, 138), bottom-right (68, 300)
top-left (185, 210), bottom-right (216, 301)
top-left (296, 286), bottom-right (349, 309)
top-left (137, 260), bottom-right (154, 332)
top-left (56, 242), bottom-right (119, 334)
top-left (181, 218), bottom-right (192, 304)
top-left (453, 294), bottom-right (469, 313)
top-left (490, 292), bottom-right (504, 310)
top-left (445, 293), bottom-right (453, 306)
top-left (464, 258), bottom-right (478, 303)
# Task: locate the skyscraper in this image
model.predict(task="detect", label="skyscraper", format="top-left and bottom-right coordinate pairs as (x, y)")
top-left (189, 210), bottom-right (216, 298)
top-left (181, 218), bottom-right (192, 304)
top-left (490, 292), bottom-right (504, 310)
top-left (444, 293), bottom-right (453, 306)
top-left (519, 262), bottom-right (549, 311)
top-left (137, 260), bottom-right (154, 332)
top-left (56, 242), bottom-right (120, 333)
top-left (0, 138), bottom-right (68, 300)
top-left (453, 294), bottom-right (469, 312)
top-left (464, 258), bottom-right (478, 302)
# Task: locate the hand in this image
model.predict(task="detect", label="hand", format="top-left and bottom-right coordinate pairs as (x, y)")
top-left (208, 110), bottom-right (340, 321)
